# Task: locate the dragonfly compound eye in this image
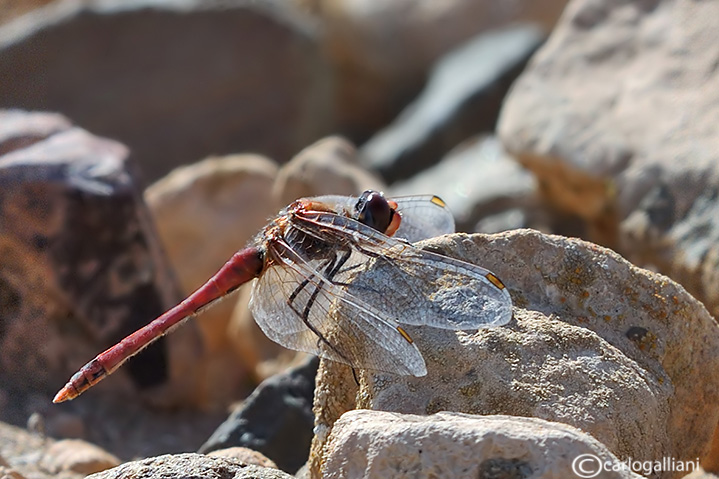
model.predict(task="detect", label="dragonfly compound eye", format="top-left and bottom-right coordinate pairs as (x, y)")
top-left (356, 190), bottom-right (394, 233)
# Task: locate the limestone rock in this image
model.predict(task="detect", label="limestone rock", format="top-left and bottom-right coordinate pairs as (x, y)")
top-left (145, 154), bottom-right (278, 407)
top-left (39, 439), bottom-right (120, 476)
top-left (86, 454), bottom-right (294, 479)
top-left (0, 0), bottom-right (330, 182)
top-left (361, 26), bottom-right (544, 182)
top-left (309, 229), bottom-right (719, 478)
top-left (497, 0), bottom-right (719, 323)
top-left (321, 410), bottom-right (642, 479)
top-left (0, 109), bottom-right (188, 401)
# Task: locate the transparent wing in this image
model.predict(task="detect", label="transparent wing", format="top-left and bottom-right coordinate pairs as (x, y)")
top-left (249, 238), bottom-right (427, 376)
top-left (292, 211), bottom-right (512, 330)
top-left (391, 195), bottom-right (456, 242)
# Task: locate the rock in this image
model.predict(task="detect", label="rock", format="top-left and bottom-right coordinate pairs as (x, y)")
top-left (0, 422), bottom-right (46, 479)
top-left (86, 454), bottom-right (294, 479)
top-left (0, 110), bottom-right (191, 401)
top-left (206, 447), bottom-right (277, 469)
top-left (389, 135), bottom-right (538, 232)
top-left (497, 0), bottom-right (719, 324)
top-left (361, 26), bottom-right (544, 182)
top-left (0, 0), bottom-right (53, 26)
top-left (25, 412), bottom-right (45, 437)
top-left (39, 439), bottom-right (120, 476)
top-left (0, 110), bottom-right (70, 155)
top-left (309, 230), bottom-right (719, 477)
top-left (200, 357), bottom-right (319, 474)
top-left (321, 410), bottom-right (643, 478)
top-left (0, 1), bottom-right (330, 182)
top-left (315, 0), bottom-right (569, 141)
top-left (272, 136), bottom-right (384, 207)
top-left (294, 462), bottom-right (310, 479)
top-left (685, 469), bottom-right (719, 479)
top-left (145, 154), bottom-right (278, 408)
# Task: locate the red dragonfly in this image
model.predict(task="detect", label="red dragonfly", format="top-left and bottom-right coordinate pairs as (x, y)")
top-left (53, 190), bottom-right (512, 403)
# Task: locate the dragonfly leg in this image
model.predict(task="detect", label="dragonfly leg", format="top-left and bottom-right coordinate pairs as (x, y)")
top-left (286, 248), bottom-right (355, 367)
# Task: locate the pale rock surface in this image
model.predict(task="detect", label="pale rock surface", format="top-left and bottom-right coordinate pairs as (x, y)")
top-left (361, 26), bottom-right (544, 182)
top-left (309, 229), bottom-right (719, 479)
top-left (390, 135), bottom-right (538, 232)
top-left (321, 410), bottom-right (643, 479)
top-left (39, 439), bottom-right (120, 476)
top-left (311, 0), bottom-right (569, 139)
top-left (684, 469), bottom-right (719, 479)
top-left (145, 154), bottom-right (278, 406)
top-left (86, 454), bottom-right (294, 479)
top-left (272, 136), bottom-right (384, 208)
top-left (0, 465), bottom-right (26, 479)
top-left (497, 0), bottom-right (719, 324)
top-left (0, 453), bottom-right (21, 479)
top-left (0, 421), bottom-right (78, 479)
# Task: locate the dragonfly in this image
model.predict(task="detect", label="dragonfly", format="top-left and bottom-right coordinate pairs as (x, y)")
top-left (53, 190), bottom-right (512, 403)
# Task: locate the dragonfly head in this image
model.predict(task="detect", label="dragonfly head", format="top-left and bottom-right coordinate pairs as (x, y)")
top-left (355, 190), bottom-right (401, 237)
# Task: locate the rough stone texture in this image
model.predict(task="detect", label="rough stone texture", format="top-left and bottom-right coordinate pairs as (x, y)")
top-left (0, 0), bottom-right (331, 182)
top-left (39, 439), bottom-right (120, 476)
top-left (86, 454), bottom-right (294, 479)
top-left (200, 357), bottom-right (318, 475)
top-left (389, 135), bottom-right (539, 232)
top-left (313, 0), bottom-right (569, 141)
top-left (206, 447), bottom-right (278, 469)
top-left (497, 0), bottom-right (719, 325)
top-left (309, 230), bottom-right (719, 479)
top-left (0, 109), bottom-right (193, 401)
top-left (145, 154), bottom-right (279, 408)
top-left (321, 410), bottom-right (643, 479)
top-left (361, 26), bottom-right (544, 182)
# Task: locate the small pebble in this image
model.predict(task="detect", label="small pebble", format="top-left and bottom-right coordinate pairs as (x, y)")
top-left (39, 439), bottom-right (120, 475)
